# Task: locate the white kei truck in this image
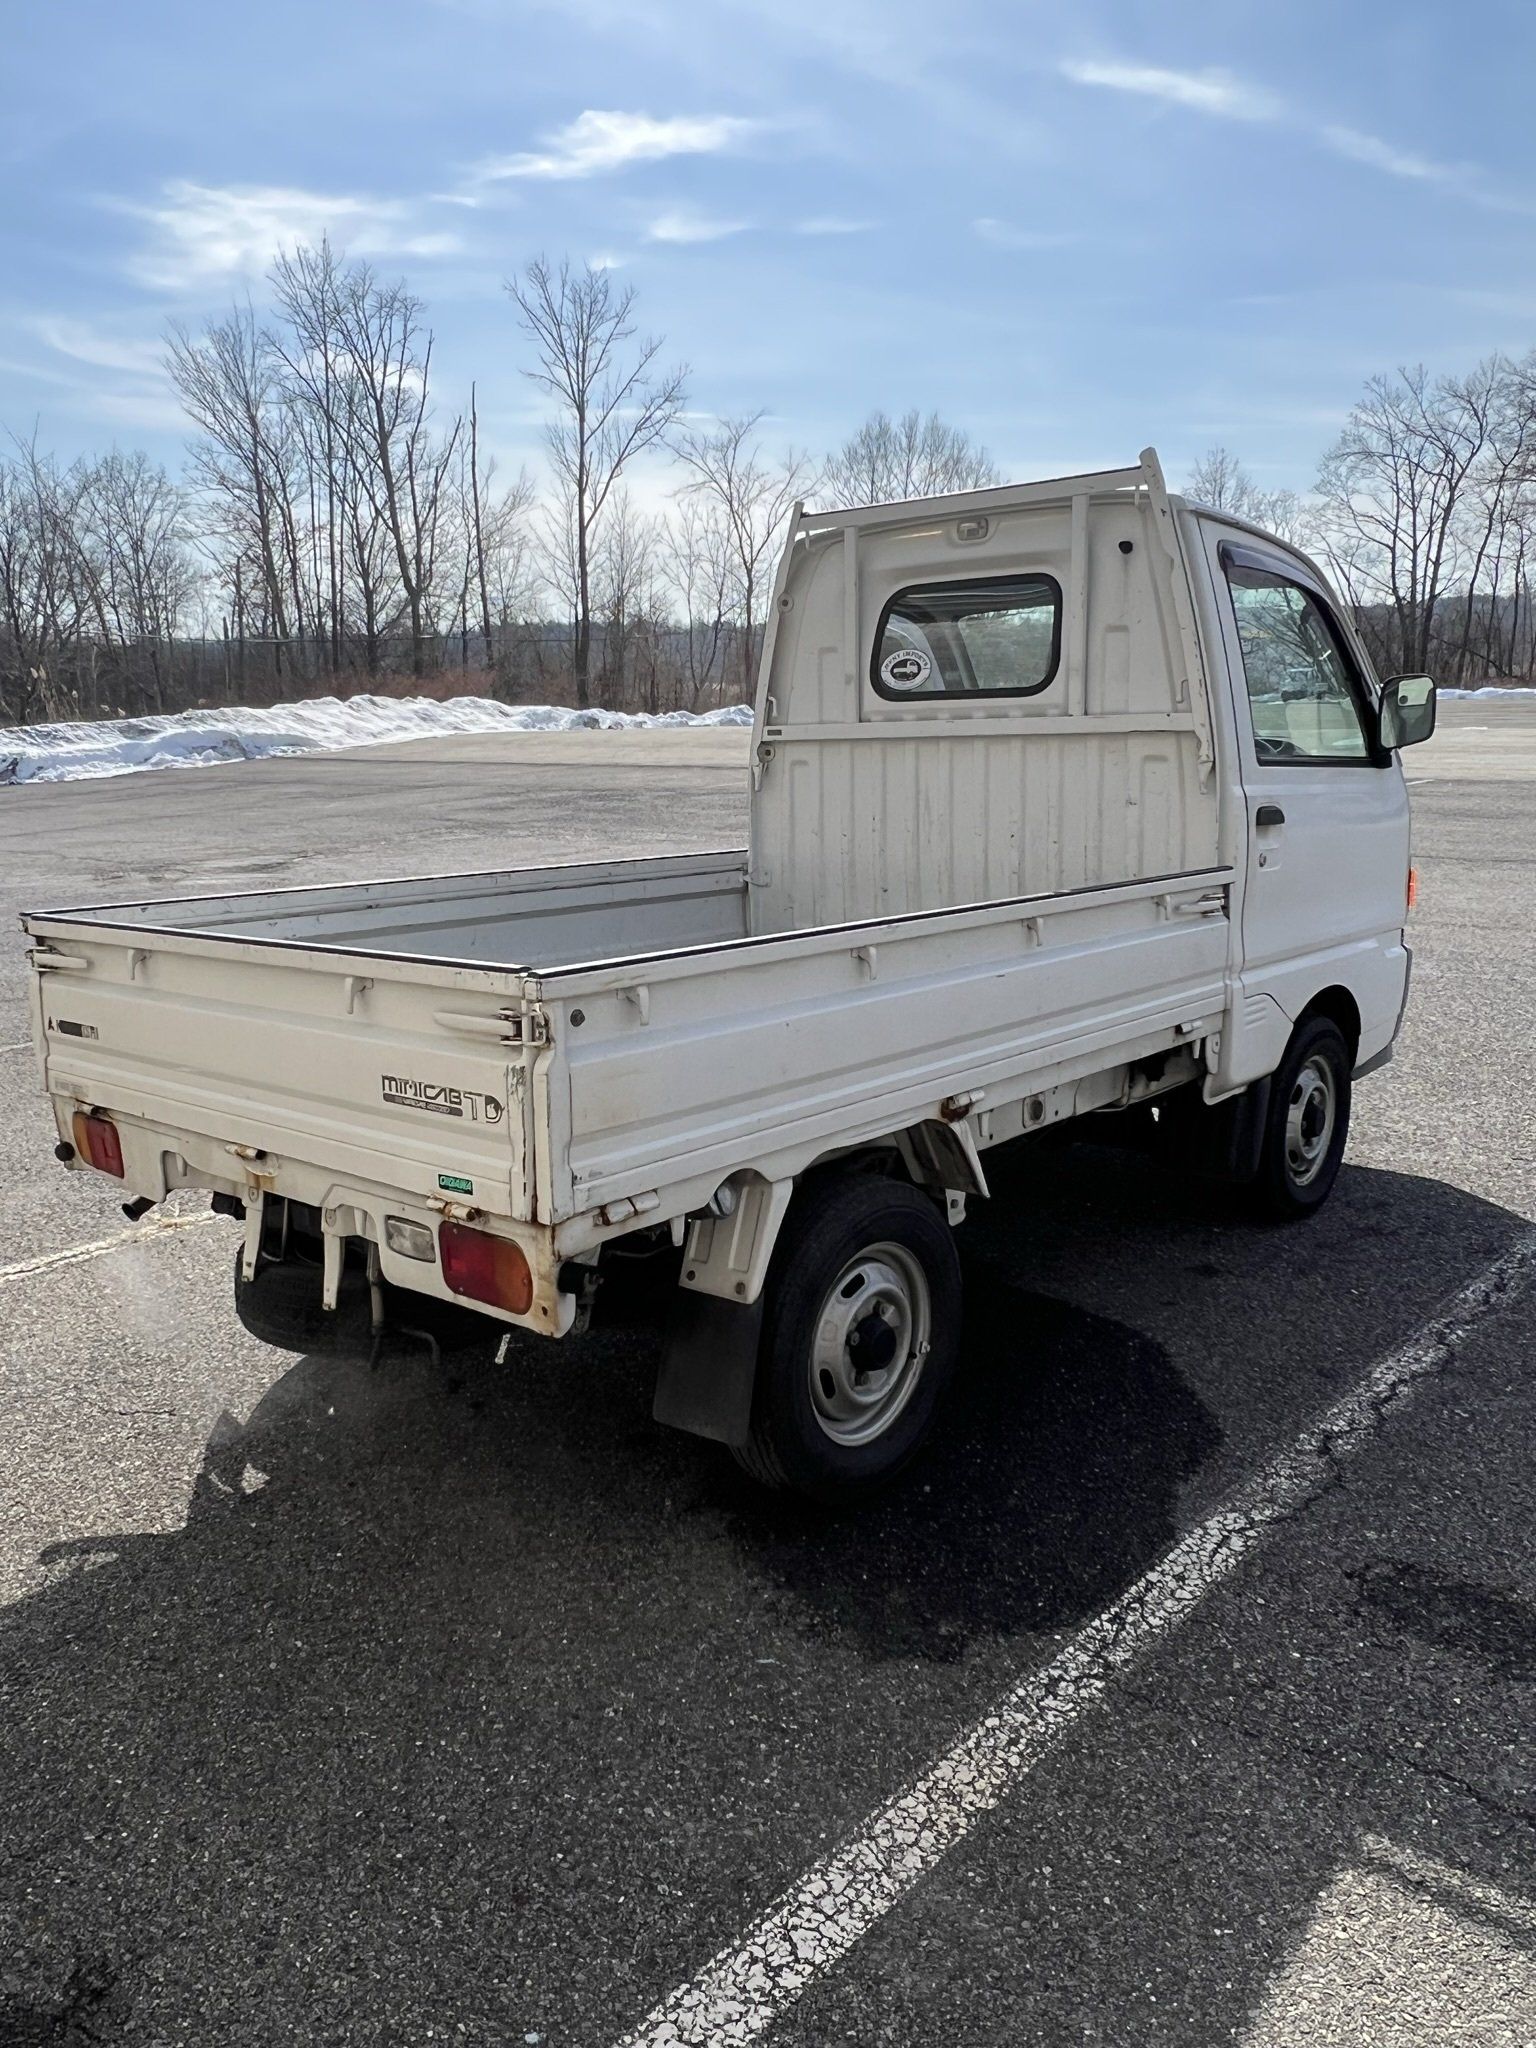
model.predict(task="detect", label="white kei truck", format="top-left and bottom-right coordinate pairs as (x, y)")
top-left (23, 450), bottom-right (1436, 1502)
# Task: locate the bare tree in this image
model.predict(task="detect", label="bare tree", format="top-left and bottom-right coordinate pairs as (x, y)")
top-left (821, 408), bottom-right (999, 507)
top-left (0, 439), bottom-right (195, 724)
top-left (661, 493), bottom-right (734, 709)
top-left (461, 386), bottom-right (536, 682)
top-left (590, 493), bottom-right (662, 707)
top-left (1187, 446), bottom-right (1254, 514)
top-left (673, 411), bottom-right (816, 698)
top-left (508, 258), bottom-right (686, 706)
top-left (167, 306), bottom-right (303, 668)
top-left (1313, 363), bottom-right (1499, 676)
top-left (1443, 363), bottom-right (1536, 680)
top-left (274, 245), bottom-right (461, 679)
top-left (75, 450), bottom-right (193, 712)
top-left (1185, 446), bottom-right (1302, 542)
top-left (0, 442), bottom-right (91, 722)
top-left (466, 382), bottom-right (494, 666)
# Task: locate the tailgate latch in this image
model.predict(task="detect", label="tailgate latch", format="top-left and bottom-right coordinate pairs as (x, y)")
top-left (431, 1006), bottom-right (550, 1046)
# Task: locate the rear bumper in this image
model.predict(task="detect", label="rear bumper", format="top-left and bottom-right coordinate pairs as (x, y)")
top-left (48, 1093), bottom-right (576, 1337)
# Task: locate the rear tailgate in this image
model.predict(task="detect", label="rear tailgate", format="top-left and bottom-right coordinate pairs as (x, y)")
top-left (24, 915), bottom-right (546, 1221)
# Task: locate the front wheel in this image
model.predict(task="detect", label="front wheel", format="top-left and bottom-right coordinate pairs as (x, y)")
top-left (732, 1175), bottom-right (962, 1503)
top-left (1248, 1016), bottom-right (1353, 1221)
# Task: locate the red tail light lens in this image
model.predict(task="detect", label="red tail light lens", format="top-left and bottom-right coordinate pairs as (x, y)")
top-left (71, 1111), bottom-right (124, 1178)
top-left (439, 1222), bottom-right (533, 1314)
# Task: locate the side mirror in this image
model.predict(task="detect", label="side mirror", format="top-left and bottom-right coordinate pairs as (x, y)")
top-left (1379, 673), bottom-right (1437, 750)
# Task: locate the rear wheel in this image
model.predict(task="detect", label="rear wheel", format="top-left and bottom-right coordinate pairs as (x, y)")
top-left (732, 1175), bottom-right (962, 1502)
top-left (1248, 1016), bottom-right (1352, 1221)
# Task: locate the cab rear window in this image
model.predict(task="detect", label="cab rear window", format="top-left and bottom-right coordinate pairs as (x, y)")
top-left (871, 574), bottom-right (1062, 700)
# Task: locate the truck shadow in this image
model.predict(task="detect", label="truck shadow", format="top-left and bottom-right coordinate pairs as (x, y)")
top-left (717, 1271), bottom-right (1222, 1662)
top-left (0, 1152), bottom-right (1530, 2044)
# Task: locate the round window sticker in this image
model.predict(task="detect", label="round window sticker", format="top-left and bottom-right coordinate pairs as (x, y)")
top-left (880, 647), bottom-right (931, 691)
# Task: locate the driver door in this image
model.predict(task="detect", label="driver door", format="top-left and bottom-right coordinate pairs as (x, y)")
top-left (1206, 535), bottom-right (1410, 993)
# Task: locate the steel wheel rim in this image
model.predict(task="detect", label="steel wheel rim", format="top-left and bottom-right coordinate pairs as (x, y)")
top-left (808, 1241), bottom-right (933, 1448)
top-left (1285, 1056), bottom-right (1337, 1186)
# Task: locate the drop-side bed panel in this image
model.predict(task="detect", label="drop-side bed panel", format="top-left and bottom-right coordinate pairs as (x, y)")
top-left (26, 858), bottom-right (1235, 1252)
top-left (535, 868), bottom-right (1235, 1216)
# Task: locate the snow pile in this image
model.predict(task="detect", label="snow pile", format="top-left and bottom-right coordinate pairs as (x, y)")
top-left (0, 693), bottom-right (754, 787)
top-left (1439, 684), bottom-right (1536, 698)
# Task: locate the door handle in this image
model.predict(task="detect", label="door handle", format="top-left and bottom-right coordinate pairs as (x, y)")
top-left (1255, 803), bottom-right (1286, 828)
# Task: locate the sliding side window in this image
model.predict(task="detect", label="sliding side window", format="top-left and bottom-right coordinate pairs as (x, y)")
top-left (872, 574), bottom-right (1062, 700)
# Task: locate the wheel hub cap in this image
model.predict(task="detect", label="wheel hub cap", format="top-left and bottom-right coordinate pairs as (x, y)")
top-left (1285, 1057), bottom-right (1337, 1187)
top-left (847, 1309), bottom-right (898, 1376)
top-left (809, 1242), bottom-right (933, 1448)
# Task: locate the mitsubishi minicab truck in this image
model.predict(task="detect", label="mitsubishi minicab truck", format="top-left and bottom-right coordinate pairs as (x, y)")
top-left (23, 450), bottom-right (1437, 1500)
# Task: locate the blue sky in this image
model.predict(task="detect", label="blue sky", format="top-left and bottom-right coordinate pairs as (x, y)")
top-left (4, 0), bottom-right (1535, 494)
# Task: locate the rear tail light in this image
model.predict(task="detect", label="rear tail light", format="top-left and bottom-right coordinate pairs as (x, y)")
top-left (439, 1221), bottom-right (533, 1314)
top-left (71, 1111), bottom-right (124, 1178)
top-left (1407, 865), bottom-right (1419, 911)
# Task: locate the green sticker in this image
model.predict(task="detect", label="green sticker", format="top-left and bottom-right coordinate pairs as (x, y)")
top-left (437, 1173), bottom-right (474, 1195)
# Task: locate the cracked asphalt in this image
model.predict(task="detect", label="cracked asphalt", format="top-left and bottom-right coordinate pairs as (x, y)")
top-left (1, 712), bottom-right (1533, 2046)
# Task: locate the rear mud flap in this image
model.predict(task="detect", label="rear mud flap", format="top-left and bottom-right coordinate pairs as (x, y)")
top-left (653, 1291), bottom-right (765, 1447)
top-left (1180, 1079), bottom-right (1271, 1180)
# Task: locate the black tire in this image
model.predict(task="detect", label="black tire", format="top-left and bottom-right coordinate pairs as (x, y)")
top-left (1247, 1016), bottom-right (1352, 1222)
top-left (732, 1175), bottom-right (962, 1503)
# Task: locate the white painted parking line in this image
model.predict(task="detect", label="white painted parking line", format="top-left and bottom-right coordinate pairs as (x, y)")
top-left (0, 1210), bottom-right (223, 1289)
top-left (0, 1042), bottom-right (33, 1056)
top-left (613, 1232), bottom-right (1536, 2048)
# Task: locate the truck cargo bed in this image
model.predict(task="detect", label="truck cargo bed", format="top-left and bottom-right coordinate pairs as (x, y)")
top-left (26, 848), bottom-right (1235, 1254)
top-left (30, 848), bottom-right (752, 971)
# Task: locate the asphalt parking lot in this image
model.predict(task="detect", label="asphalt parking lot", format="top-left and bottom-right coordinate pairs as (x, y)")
top-left (1, 705), bottom-right (1533, 2046)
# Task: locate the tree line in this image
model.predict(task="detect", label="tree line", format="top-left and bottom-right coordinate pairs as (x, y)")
top-left (4, 243), bottom-right (1535, 729)
top-left (0, 245), bottom-right (998, 728)
top-left (1191, 354), bottom-right (1536, 686)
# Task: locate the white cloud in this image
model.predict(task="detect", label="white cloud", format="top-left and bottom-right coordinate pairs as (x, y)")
top-left (1062, 54), bottom-right (1528, 210)
top-left (1318, 124), bottom-right (1531, 209)
top-left (0, 353), bottom-right (76, 389)
top-left (1318, 125), bottom-right (1533, 210)
top-left (1319, 125), bottom-right (1465, 187)
top-left (1, 315), bottom-right (181, 433)
top-left (1061, 59), bottom-right (1279, 122)
top-left (31, 315), bottom-right (164, 377)
top-left (473, 109), bottom-right (759, 183)
top-left (0, 346), bottom-right (183, 433)
top-left (645, 207), bottom-right (748, 244)
top-left (119, 180), bottom-right (464, 290)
